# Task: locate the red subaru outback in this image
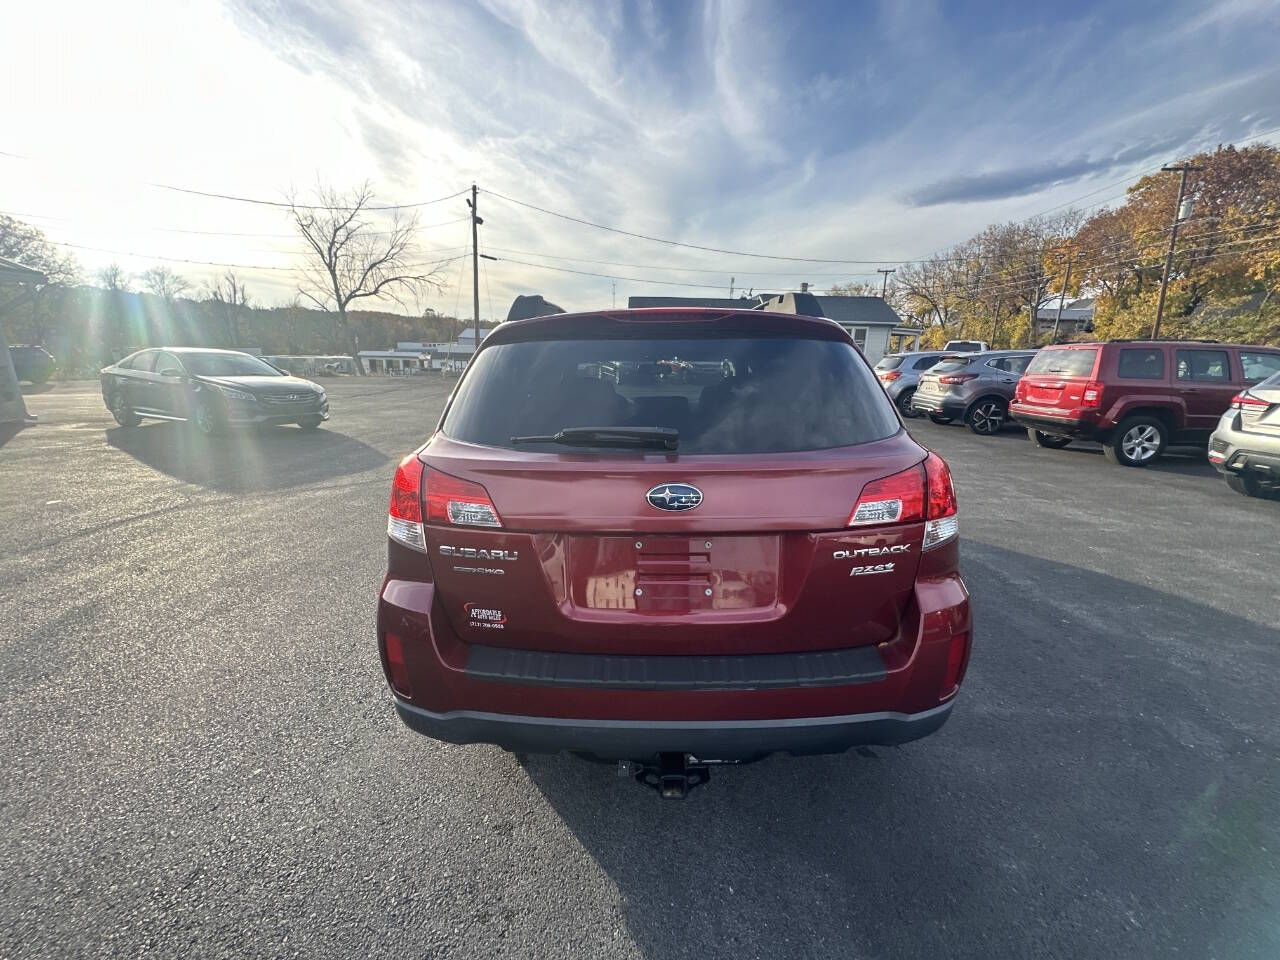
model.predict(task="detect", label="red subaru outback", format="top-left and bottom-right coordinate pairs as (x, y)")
top-left (377, 309), bottom-right (970, 791)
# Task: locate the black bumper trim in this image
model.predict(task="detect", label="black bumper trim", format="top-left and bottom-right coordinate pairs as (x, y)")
top-left (393, 699), bottom-right (955, 759)
top-left (1009, 412), bottom-right (1099, 439)
top-left (911, 393), bottom-right (966, 418)
top-left (1225, 449), bottom-right (1280, 475)
top-left (464, 642), bottom-right (887, 691)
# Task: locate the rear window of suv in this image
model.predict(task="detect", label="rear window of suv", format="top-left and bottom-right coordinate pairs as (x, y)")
top-left (1026, 348), bottom-right (1098, 377)
top-left (875, 356), bottom-right (905, 370)
top-left (442, 335), bottom-right (901, 454)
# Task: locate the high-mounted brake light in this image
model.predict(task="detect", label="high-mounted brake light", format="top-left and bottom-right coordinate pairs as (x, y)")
top-left (1081, 380), bottom-right (1104, 408)
top-left (1231, 391), bottom-right (1267, 410)
top-left (424, 467), bottom-right (502, 528)
top-left (387, 455), bottom-right (426, 551)
top-left (938, 373), bottom-right (978, 385)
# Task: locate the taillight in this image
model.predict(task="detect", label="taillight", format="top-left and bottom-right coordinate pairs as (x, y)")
top-left (938, 373), bottom-right (978, 385)
top-left (922, 452), bottom-right (958, 550)
top-left (1081, 380), bottom-right (1103, 408)
top-left (1232, 391), bottom-right (1267, 409)
top-left (848, 464), bottom-right (925, 526)
top-left (424, 466), bottom-right (502, 528)
top-left (879, 370), bottom-right (902, 382)
top-left (387, 454), bottom-right (426, 551)
top-left (1014, 379), bottom-right (1028, 402)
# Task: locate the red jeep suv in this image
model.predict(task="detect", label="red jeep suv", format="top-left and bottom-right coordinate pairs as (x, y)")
top-left (1011, 340), bottom-right (1280, 466)
top-left (377, 309), bottom-right (970, 791)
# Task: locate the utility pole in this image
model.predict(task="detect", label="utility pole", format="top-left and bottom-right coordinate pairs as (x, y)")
top-left (988, 294), bottom-right (1004, 347)
top-left (877, 268), bottom-right (896, 298)
top-left (1050, 254), bottom-right (1073, 343)
top-left (1152, 163), bottom-right (1202, 340)
top-left (611, 282), bottom-right (616, 309)
top-left (729, 277), bottom-right (735, 298)
top-left (467, 183), bottom-right (481, 353)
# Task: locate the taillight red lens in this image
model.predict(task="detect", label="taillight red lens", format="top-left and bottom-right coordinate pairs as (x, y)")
top-left (382, 631), bottom-right (413, 697)
top-left (941, 631), bottom-right (969, 699)
top-left (848, 464), bottom-right (926, 526)
top-left (388, 455), bottom-right (427, 551)
top-left (922, 452), bottom-right (958, 550)
top-left (938, 373), bottom-right (978, 385)
top-left (1014, 379), bottom-right (1028, 401)
top-left (1232, 391), bottom-right (1267, 409)
top-left (424, 467), bottom-right (502, 528)
top-left (1081, 380), bottom-right (1103, 408)
top-left (880, 370), bottom-right (902, 382)
top-left (924, 452), bottom-right (957, 520)
top-left (389, 454), bottom-right (424, 522)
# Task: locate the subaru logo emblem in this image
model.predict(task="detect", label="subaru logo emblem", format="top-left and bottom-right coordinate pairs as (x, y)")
top-left (646, 483), bottom-right (703, 512)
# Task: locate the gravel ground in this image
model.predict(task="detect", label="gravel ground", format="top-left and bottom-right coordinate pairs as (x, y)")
top-left (2, 379), bottom-right (1277, 960)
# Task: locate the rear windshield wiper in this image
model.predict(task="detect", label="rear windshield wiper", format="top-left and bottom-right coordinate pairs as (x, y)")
top-left (511, 426), bottom-right (679, 450)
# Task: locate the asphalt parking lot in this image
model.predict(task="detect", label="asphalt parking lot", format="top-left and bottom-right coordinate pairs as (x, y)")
top-left (3, 378), bottom-right (1278, 960)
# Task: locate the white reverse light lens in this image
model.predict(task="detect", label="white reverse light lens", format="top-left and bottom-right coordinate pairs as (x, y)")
top-left (387, 515), bottom-right (426, 551)
top-left (923, 515), bottom-right (959, 550)
top-left (447, 501), bottom-right (501, 527)
top-left (849, 498), bottom-right (903, 526)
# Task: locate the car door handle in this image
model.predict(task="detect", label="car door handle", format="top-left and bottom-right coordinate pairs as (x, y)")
top-left (1000, 378), bottom-right (1016, 383)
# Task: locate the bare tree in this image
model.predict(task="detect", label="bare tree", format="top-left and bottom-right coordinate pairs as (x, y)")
top-left (288, 181), bottom-right (447, 373)
top-left (96, 263), bottom-right (131, 291)
top-left (206, 271), bottom-right (251, 347)
top-left (141, 266), bottom-right (190, 303)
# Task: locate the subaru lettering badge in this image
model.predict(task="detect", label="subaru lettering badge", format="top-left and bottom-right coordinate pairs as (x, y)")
top-left (646, 483), bottom-right (703, 512)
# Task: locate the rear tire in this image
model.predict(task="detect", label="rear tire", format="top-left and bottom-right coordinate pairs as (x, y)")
top-left (1104, 416), bottom-right (1167, 467)
top-left (896, 389), bottom-right (918, 419)
top-left (1225, 473), bottom-right (1262, 498)
top-left (1028, 428), bottom-right (1072, 449)
top-left (298, 416), bottom-right (323, 431)
top-left (109, 390), bottom-right (139, 428)
top-left (928, 413), bottom-right (953, 425)
top-left (966, 398), bottom-right (1007, 435)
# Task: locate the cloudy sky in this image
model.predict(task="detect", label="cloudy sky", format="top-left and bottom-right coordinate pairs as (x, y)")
top-left (3, 0), bottom-right (1279, 318)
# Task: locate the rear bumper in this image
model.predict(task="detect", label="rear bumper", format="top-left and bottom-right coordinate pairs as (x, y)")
top-left (393, 698), bottom-right (954, 759)
top-left (910, 391), bottom-right (966, 418)
top-left (1009, 405), bottom-right (1102, 439)
top-left (1210, 414), bottom-right (1280, 479)
top-left (379, 564), bottom-right (971, 760)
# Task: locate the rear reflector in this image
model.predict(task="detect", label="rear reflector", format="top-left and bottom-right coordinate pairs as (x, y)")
top-left (941, 631), bottom-right (969, 699)
top-left (387, 455), bottom-right (426, 551)
top-left (382, 631), bottom-right (413, 697)
top-left (424, 467), bottom-right (502, 528)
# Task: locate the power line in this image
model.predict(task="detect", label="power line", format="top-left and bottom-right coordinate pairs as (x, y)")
top-left (482, 188), bottom-right (904, 264)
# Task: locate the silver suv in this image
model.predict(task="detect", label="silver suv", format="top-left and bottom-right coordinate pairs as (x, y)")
top-left (911, 350), bottom-right (1038, 435)
top-left (873, 351), bottom-right (950, 418)
top-left (1209, 368), bottom-right (1280, 498)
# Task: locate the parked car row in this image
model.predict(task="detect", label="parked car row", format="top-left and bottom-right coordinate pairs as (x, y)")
top-left (877, 339), bottom-right (1280, 499)
top-left (99, 347), bottom-right (331, 435)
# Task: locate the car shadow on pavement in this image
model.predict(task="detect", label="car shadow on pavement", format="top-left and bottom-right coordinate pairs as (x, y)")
top-left (105, 421), bottom-right (389, 492)
top-left (522, 541), bottom-right (1280, 960)
top-left (19, 382), bottom-right (56, 395)
top-left (1042, 440), bottom-right (1220, 478)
